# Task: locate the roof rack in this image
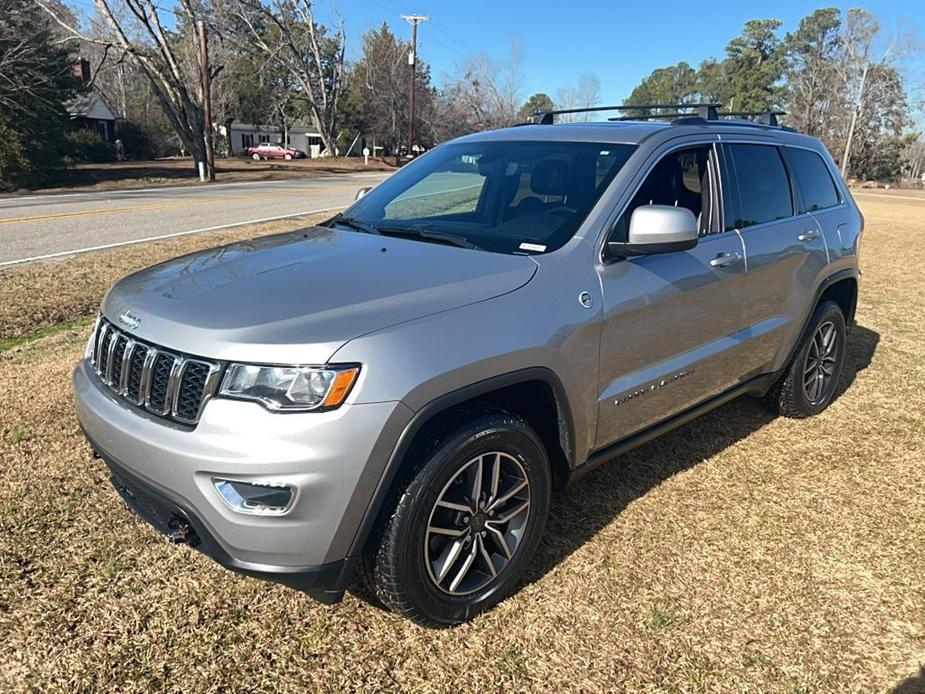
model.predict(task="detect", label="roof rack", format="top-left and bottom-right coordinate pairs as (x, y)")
top-left (718, 110), bottom-right (785, 126)
top-left (533, 103), bottom-right (720, 125)
top-left (533, 103), bottom-right (789, 129)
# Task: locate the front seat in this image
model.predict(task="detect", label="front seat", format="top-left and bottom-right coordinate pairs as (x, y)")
top-left (510, 159), bottom-right (570, 219)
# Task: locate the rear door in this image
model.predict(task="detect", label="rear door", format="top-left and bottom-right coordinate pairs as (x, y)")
top-left (723, 142), bottom-right (830, 377)
top-left (595, 141), bottom-right (745, 447)
top-left (781, 145), bottom-right (856, 261)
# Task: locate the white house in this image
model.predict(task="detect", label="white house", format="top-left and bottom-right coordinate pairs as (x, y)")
top-left (220, 122), bottom-right (327, 157)
top-left (65, 61), bottom-right (118, 141)
top-left (66, 91), bottom-right (118, 141)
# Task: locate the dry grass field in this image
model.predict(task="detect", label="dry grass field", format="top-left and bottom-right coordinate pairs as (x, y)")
top-left (0, 193), bottom-right (923, 692)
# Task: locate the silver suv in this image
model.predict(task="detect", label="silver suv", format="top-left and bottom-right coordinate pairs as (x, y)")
top-left (74, 105), bottom-right (862, 627)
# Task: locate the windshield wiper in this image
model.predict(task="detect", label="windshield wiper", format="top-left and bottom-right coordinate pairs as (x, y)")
top-left (327, 213), bottom-right (381, 235)
top-left (376, 225), bottom-right (481, 250)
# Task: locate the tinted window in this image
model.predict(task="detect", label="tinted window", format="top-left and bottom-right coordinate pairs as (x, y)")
top-left (728, 144), bottom-right (793, 228)
top-left (783, 147), bottom-right (840, 213)
top-left (612, 145), bottom-right (715, 242)
top-left (347, 141), bottom-right (636, 254)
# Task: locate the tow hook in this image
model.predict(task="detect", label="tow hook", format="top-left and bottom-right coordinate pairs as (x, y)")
top-left (166, 518), bottom-right (192, 544)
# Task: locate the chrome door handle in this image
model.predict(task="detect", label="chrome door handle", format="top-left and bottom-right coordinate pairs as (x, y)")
top-left (710, 252), bottom-right (742, 268)
top-left (798, 229), bottom-right (819, 242)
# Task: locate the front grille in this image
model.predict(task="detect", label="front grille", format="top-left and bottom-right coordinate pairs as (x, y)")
top-left (90, 317), bottom-right (221, 425)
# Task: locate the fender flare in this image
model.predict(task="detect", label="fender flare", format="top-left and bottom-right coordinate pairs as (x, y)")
top-left (783, 267), bottom-right (858, 369)
top-left (346, 367), bottom-right (576, 559)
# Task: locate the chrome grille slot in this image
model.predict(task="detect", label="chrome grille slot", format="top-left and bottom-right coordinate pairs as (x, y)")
top-left (89, 318), bottom-right (220, 426)
top-left (126, 344), bottom-right (149, 404)
top-left (95, 323), bottom-right (112, 378)
top-left (147, 352), bottom-right (175, 414)
top-left (175, 361), bottom-right (213, 423)
top-left (109, 334), bottom-right (130, 391)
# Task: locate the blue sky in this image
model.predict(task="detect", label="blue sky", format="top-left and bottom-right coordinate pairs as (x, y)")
top-left (317, 0), bottom-right (924, 109)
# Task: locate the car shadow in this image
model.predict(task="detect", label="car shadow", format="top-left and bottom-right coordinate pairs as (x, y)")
top-left (893, 666), bottom-right (925, 693)
top-left (523, 323), bottom-right (880, 588)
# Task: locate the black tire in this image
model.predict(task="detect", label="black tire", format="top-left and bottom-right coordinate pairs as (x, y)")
top-left (367, 411), bottom-right (551, 627)
top-left (765, 300), bottom-right (846, 418)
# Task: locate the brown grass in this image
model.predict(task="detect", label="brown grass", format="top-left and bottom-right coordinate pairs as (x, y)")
top-left (0, 211), bottom-right (335, 343)
top-left (1, 197), bottom-right (924, 692)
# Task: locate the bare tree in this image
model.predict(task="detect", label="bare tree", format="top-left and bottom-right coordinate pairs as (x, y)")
top-left (902, 137), bottom-right (925, 181)
top-left (37, 0), bottom-right (215, 175)
top-left (554, 84), bottom-right (578, 122)
top-left (575, 73), bottom-right (601, 120)
top-left (444, 39), bottom-right (525, 130)
top-left (224, 0), bottom-right (345, 154)
top-left (836, 9), bottom-right (911, 177)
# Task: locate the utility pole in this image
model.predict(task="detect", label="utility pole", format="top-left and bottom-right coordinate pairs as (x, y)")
top-left (401, 14), bottom-right (428, 158)
top-left (198, 19), bottom-right (216, 182)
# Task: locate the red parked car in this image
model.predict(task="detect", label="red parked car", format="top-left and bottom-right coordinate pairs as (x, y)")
top-left (245, 142), bottom-right (306, 160)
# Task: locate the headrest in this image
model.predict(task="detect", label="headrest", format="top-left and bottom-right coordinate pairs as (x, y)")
top-left (531, 159), bottom-right (569, 196)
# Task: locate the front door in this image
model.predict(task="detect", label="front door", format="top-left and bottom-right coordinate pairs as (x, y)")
top-left (595, 143), bottom-right (745, 448)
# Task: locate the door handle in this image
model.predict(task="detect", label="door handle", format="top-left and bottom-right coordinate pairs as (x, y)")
top-left (798, 229), bottom-right (819, 242)
top-left (710, 252), bottom-right (742, 268)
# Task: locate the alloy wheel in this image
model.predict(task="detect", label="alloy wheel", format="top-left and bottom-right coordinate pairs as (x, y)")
top-left (424, 452), bottom-right (531, 596)
top-left (802, 320), bottom-right (838, 404)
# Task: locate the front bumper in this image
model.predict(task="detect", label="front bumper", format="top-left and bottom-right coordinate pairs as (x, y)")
top-left (73, 359), bottom-right (413, 601)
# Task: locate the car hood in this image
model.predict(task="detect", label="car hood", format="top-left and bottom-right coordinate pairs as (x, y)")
top-left (102, 226), bottom-right (538, 364)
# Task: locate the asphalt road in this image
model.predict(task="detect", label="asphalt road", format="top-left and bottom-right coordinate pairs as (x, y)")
top-left (0, 172), bottom-right (391, 267)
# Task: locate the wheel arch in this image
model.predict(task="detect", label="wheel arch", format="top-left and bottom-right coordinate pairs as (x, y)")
top-left (764, 267), bottom-right (858, 398)
top-left (347, 368), bottom-right (575, 559)
top-left (819, 274), bottom-right (858, 327)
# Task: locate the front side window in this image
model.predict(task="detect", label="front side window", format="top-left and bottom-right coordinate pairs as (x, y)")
top-left (728, 144), bottom-right (793, 228)
top-left (783, 147), bottom-right (841, 213)
top-left (345, 140), bottom-right (636, 254)
top-left (610, 145), bottom-right (716, 243)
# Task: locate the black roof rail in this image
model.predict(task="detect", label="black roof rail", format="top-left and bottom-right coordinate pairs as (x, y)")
top-left (534, 103), bottom-right (720, 125)
top-left (607, 113), bottom-right (710, 125)
top-left (717, 110), bottom-right (786, 126)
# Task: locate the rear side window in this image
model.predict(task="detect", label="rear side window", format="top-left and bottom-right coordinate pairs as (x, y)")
top-left (728, 144), bottom-right (793, 228)
top-left (783, 147), bottom-right (841, 213)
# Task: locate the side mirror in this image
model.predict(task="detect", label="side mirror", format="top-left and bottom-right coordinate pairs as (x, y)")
top-left (355, 187), bottom-right (372, 201)
top-left (607, 205), bottom-right (698, 258)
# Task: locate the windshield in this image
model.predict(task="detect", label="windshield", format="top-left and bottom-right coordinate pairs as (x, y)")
top-left (344, 140), bottom-right (636, 254)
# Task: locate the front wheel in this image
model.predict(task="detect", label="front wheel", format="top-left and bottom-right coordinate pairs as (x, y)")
top-left (365, 412), bottom-right (551, 627)
top-left (765, 300), bottom-right (846, 418)
top-left (252, 153), bottom-right (260, 160)
top-left (284, 153), bottom-right (293, 160)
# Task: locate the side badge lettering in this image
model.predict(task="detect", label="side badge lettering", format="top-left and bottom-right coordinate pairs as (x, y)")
top-left (614, 369), bottom-right (694, 407)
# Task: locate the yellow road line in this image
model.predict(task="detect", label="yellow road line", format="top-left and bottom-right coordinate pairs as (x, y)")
top-left (0, 184), bottom-right (356, 225)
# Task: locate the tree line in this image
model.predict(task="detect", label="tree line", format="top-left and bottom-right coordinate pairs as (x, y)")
top-left (623, 9), bottom-right (919, 181)
top-left (1, 1), bottom-right (922, 191)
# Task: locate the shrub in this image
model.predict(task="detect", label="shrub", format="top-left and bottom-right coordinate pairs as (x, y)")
top-left (115, 121), bottom-right (158, 160)
top-left (67, 129), bottom-right (117, 163)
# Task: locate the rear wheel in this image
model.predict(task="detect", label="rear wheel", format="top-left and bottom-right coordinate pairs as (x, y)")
top-left (765, 300), bottom-right (846, 418)
top-left (284, 153), bottom-right (293, 160)
top-left (366, 411), bottom-right (551, 627)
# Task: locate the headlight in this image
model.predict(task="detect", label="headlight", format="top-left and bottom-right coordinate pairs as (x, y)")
top-left (218, 363), bottom-right (360, 411)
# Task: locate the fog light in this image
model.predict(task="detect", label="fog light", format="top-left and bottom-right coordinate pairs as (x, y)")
top-left (213, 478), bottom-right (295, 516)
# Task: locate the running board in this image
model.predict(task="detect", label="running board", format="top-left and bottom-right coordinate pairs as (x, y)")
top-left (568, 373), bottom-right (776, 486)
